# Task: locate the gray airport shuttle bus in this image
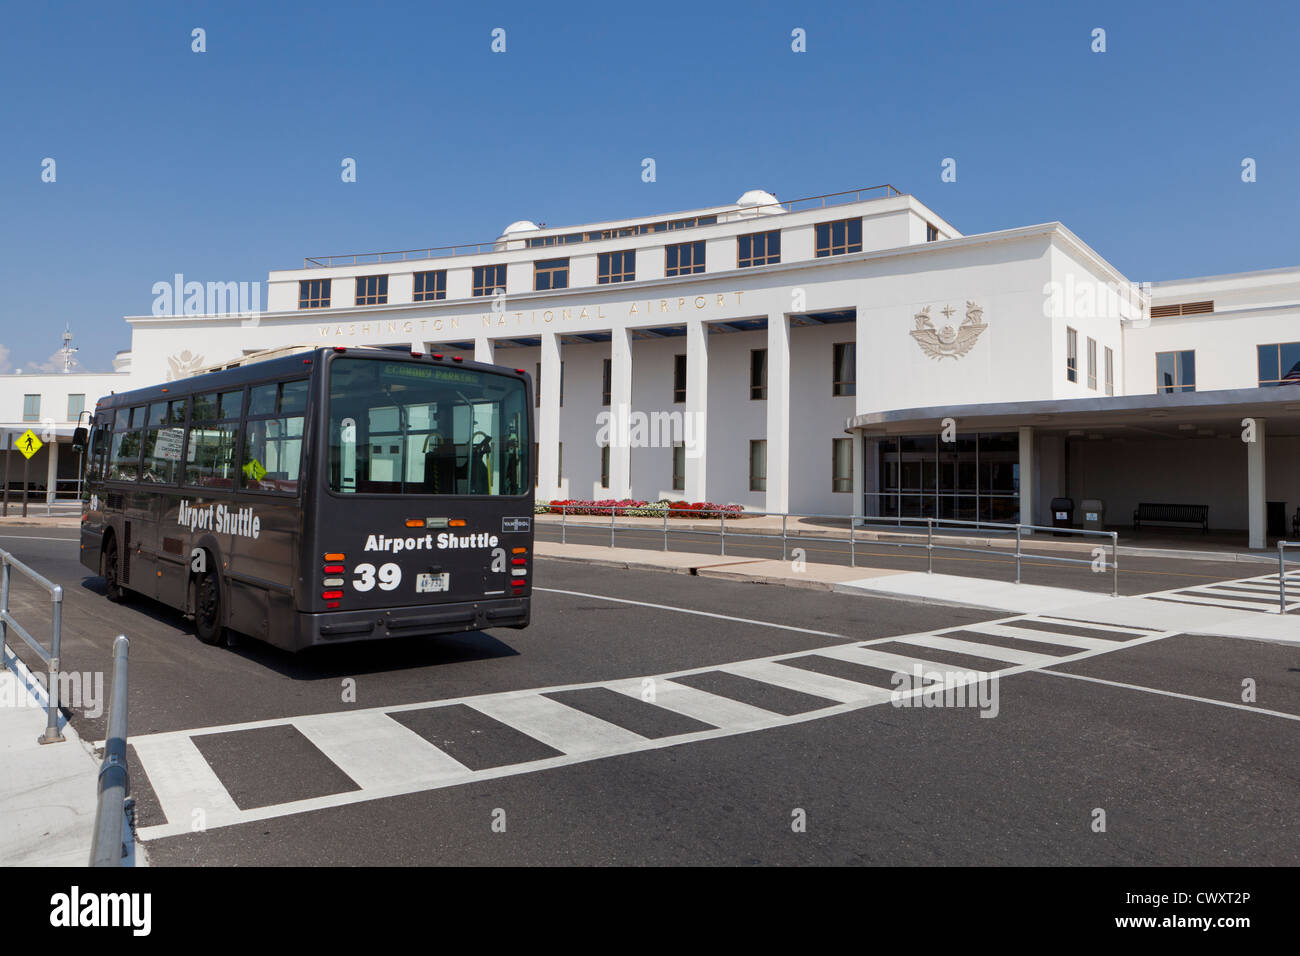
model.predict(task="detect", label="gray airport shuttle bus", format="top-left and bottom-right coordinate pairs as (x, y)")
top-left (76, 347), bottom-right (534, 651)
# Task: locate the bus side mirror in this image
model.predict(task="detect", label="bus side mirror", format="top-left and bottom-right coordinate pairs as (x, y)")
top-left (71, 427), bottom-right (88, 451)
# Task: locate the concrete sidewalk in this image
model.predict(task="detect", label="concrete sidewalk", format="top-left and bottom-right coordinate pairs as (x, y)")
top-left (536, 513), bottom-right (1284, 564)
top-left (0, 648), bottom-right (103, 866)
top-left (534, 540), bottom-right (908, 591)
top-left (536, 541), bottom-right (1300, 645)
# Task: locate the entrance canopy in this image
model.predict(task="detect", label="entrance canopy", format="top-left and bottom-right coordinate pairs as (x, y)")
top-left (849, 386), bottom-right (1300, 549)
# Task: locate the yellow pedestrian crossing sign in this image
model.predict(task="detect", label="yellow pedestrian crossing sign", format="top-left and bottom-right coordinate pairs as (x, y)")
top-left (17, 429), bottom-right (43, 459)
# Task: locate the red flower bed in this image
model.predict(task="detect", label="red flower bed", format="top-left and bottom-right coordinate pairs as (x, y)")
top-left (547, 499), bottom-right (744, 518)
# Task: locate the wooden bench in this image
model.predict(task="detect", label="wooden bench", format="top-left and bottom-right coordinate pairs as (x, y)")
top-left (1132, 502), bottom-right (1209, 533)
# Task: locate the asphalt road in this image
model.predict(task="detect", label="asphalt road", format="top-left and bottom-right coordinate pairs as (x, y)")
top-left (2, 527), bottom-right (1298, 866)
top-left (536, 520), bottom-right (1279, 596)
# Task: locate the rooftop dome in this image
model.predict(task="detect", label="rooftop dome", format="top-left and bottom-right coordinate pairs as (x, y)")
top-left (501, 220), bottom-right (540, 236)
top-left (736, 189), bottom-right (779, 207)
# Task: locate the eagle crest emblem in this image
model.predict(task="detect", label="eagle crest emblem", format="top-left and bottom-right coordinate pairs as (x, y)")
top-left (910, 302), bottom-right (987, 360)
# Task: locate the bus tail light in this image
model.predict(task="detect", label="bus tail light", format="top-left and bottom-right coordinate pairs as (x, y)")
top-left (326, 601), bottom-right (340, 609)
top-left (510, 569), bottom-right (527, 577)
top-left (322, 590), bottom-right (343, 600)
top-left (405, 519), bottom-right (424, 528)
top-left (324, 553), bottom-right (345, 562)
top-left (324, 564), bottom-right (344, 574)
top-left (511, 547), bottom-right (527, 554)
top-left (511, 558), bottom-right (526, 566)
top-left (448, 519), bottom-right (467, 527)
top-left (322, 578), bottom-right (344, 587)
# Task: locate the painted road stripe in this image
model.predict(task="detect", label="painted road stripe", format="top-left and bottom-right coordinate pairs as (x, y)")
top-left (468, 694), bottom-right (647, 755)
top-left (606, 678), bottom-right (776, 730)
top-left (894, 633), bottom-right (1059, 668)
top-left (292, 711), bottom-right (469, 790)
top-left (1034, 616), bottom-right (1156, 635)
top-left (1039, 669), bottom-right (1300, 723)
top-left (1152, 593), bottom-right (1287, 612)
top-left (718, 659), bottom-right (895, 705)
top-left (533, 586), bottom-right (847, 638)
top-left (963, 621), bottom-right (1115, 651)
top-left (131, 735), bottom-right (241, 825)
top-left (816, 644), bottom-right (993, 682)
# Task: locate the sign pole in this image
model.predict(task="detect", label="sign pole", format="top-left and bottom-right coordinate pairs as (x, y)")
top-left (1, 433), bottom-right (10, 517)
top-left (22, 452), bottom-right (30, 517)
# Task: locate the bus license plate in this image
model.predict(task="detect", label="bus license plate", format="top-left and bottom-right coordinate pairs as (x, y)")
top-left (416, 573), bottom-right (450, 593)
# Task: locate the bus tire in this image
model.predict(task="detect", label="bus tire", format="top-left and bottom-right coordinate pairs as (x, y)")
top-left (194, 569), bottom-right (226, 646)
top-left (103, 536), bottom-right (127, 604)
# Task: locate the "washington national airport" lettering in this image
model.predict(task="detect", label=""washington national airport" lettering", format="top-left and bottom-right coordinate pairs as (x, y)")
top-left (316, 291), bottom-right (745, 339)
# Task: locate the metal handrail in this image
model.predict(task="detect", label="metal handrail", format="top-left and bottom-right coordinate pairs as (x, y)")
top-left (303, 185), bottom-right (903, 268)
top-left (1280, 541), bottom-right (1298, 614)
top-left (550, 505), bottom-right (1121, 596)
top-left (91, 635), bottom-right (131, 867)
top-left (0, 548), bottom-right (65, 743)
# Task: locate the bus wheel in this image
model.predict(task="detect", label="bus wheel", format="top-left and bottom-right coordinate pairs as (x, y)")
top-left (103, 540), bottom-right (126, 604)
top-left (194, 570), bottom-right (226, 646)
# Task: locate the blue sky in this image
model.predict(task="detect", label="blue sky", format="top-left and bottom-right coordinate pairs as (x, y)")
top-left (2, 0), bottom-right (1296, 371)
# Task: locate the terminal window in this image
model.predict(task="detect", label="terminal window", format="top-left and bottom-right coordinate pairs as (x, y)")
top-left (665, 241), bottom-right (705, 277)
top-left (22, 394), bottom-right (40, 422)
top-left (598, 250), bottom-right (636, 284)
top-left (751, 349), bottom-right (767, 400)
top-left (534, 258), bottom-right (569, 291)
top-left (1156, 350), bottom-right (1196, 393)
top-left (473, 264), bottom-right (507, 297)
top-left (833, 343), bottom-right (856, 396)
top-left (298, 279), bottom-right (331, 309)
top-left (832, 438), bottom-right (853, 493)
top-left (355, 274), bottom-right (388, 306)
top-left (672, 442), bottom-right (685, 491)
top-left (737, 230), bottom-right (780, 267)
top-left (815, 218), bottom-right (862, 257)
top-left (1257, 342), bottom-right (1300, 386)
top-left (413, 270), bottom-right (447, 302)
top-left (749, 440), bottom-right (767, 492)
top-left (1066, 328), bottom-right (1078, 382)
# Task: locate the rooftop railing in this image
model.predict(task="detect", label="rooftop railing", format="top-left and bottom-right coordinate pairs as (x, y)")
top-left (302, 185), bottom-right (903, 269)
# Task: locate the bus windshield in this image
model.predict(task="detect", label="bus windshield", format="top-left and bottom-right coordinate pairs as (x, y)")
top-left (327, 357), bottom-right (529, 496)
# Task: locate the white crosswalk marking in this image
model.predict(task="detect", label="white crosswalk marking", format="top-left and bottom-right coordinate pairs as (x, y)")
top-left (718, 660), bottom-right (896, 705)
top-left (130, 735), bottom-right (241, 825)
top-left (468, 694), bottom-right (647, 755)
top-left (893, 633), bottom-right (1058, 667)
top-left (963, 622), bottom-right (1115, 651)
top-left (293, 711), bottom-right (469, 790)
top-left (130, 610), bottom-right (1174, 842)
top-left (1143, 571), bottom-right (1300, 613)
top-left (606, 678), bottom-right (775, 729)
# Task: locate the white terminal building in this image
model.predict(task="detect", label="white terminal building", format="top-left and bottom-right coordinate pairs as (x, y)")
top-left (4, 184), bottom-right (1299, 548)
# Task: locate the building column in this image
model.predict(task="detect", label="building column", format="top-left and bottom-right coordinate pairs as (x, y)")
top-left (684, 320), bottom-right (709, 502)
top-left (1018, 426), bottom-right (1035, 528)
top-left (765, 313), bottom-right (791, 514)
top-left (474, 336), bottom-right (494, 365)
top-left (537, 332), bottom-right (562, 501)
top-left (1248, 417), bottom-right (1267, 549)
top-left (608, 328), bottom-right (633, 498)
top-left (45, 440), bottom-right (58, 505)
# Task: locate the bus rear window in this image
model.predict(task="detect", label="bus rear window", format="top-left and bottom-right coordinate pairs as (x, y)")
top-left (327, 358), bottom-right (529, 496)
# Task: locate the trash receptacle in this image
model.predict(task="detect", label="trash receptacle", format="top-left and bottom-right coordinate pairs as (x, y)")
top-left (1051, 497), bottom-right (1074, 536)
top-left (1081, 498), bottom-right (1104, 532)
